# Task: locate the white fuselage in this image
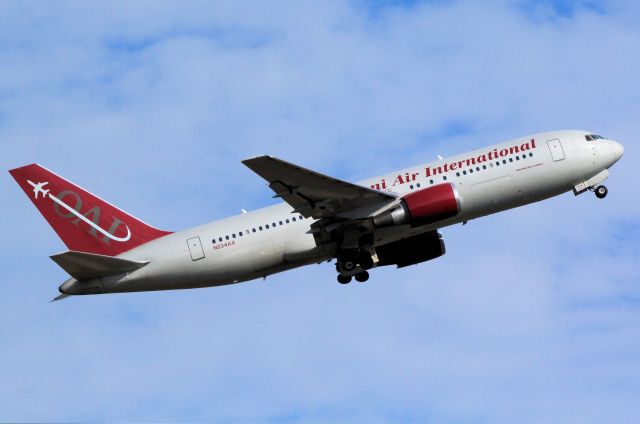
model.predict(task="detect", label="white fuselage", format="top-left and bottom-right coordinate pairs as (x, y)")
top-left (65, 130), bottom-right (623, 294)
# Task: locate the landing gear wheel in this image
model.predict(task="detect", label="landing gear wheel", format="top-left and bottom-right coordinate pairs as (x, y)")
top-left (355, 270), bottom-right (369, 283)
top-left (341, 260), bottom-right (356, 272)
top-left (337, 274), bottom-right (352, 284)
top-left (595, 185), bottom-right (608, 199)
top-left (338, 251), bottom-right (358, 273)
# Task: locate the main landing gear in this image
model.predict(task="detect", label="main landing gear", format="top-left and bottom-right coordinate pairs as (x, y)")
top-left (336, 249), bottom-right (373, 284)
top-left (337, 270), bottom-right (369, 284)
top-left (594, 185), bottom-right (608, 199)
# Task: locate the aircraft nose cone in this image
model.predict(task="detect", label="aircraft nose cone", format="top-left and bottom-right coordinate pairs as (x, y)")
top-left (611, 140), bottom-right (624, 162)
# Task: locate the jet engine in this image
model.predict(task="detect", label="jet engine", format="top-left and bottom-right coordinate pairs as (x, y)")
top-left (372, 183), bottom-right (461, 228)
top-left (376, 231), bottom-right (445, 268)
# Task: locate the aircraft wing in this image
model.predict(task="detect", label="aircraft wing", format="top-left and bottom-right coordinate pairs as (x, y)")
top-left (242, 155), bottom-right (396, 219)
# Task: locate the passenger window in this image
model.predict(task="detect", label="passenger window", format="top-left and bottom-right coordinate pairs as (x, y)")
top-left (463, 170), bottom-right (467, 175)
top-left (410, 185), bottom-right (414, 189)
top-left (503, 160), bottom-right (507, 164)
top-left (430, 179), bottom-right (434, 184)
top-left (266, 224), bottom-right (269, 229)
top-left (483, 165), bottom-right (487, 169)
top-left (225, 235), bottom-right (229, 240)
top-left (232, 234), bottom-right (236, 238)
top-left (516, 156), bottom-right (519, 160)
top-left (239, 232), bottom-right (243, 236)
top-left (456, 172), bottom-right (460, 177)
top-left (469, 169), bottom-right (473, 173)
top-left (286, 219), bottom-right (290, 224)
top-left (417, 183), bottom-right (421, 188)
top-left (476, 167), bottom-right (480, 171)
top-left (279, 221), bottom-right (283, 225)
top-left (252, 228), bottom-right (256, 233)
top-left (259, 226), bottom-right (263, 231)
top-left (522, 154), bottom-right (526, 159)
top-left (509, 158), bottom-right (513, 162)
top-left (292, 217), bottom-right (297, 222)
top-left (443, 176), bottom-right (448, 181)
top-left (529, 152), bottom-right (533, 157)
top-left (496, 161), bottom-right (500, 166)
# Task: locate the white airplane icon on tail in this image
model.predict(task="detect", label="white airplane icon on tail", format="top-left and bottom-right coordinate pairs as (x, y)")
top-left (27, 180), bottom-right (50, 199)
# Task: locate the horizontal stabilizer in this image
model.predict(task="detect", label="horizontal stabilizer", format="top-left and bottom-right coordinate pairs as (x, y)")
top-left (50, 250), bottom-right (149, 280)
top-left (50, 293), bottom-right (71, 302)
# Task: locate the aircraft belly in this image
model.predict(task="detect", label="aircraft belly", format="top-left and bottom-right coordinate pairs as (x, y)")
top-left (248, 240), bottom-right (282, 273)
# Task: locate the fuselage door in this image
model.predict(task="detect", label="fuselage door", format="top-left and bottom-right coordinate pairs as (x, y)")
top-left (547, 138), bottom-right (565, 161)
top-left (187, 236), bottom-right (205, 261)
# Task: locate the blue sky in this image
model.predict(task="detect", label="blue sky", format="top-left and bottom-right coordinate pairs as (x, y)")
top-left (1, 0), bottom-right (639, 422)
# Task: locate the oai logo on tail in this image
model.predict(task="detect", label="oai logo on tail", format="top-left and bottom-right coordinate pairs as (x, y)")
top-left (27, 180), bottom-right (132, 243)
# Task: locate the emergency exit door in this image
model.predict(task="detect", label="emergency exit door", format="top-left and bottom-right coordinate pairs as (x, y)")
top-left (187, 236), bottom-right (205, 261)
top-left (547, 138), bottom-right (565, 161)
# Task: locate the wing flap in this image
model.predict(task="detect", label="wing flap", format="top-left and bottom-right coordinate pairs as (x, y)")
top-left (50, 250), bottom-right (149, 280)
top-left (242, 155), bottom-right (395, 219)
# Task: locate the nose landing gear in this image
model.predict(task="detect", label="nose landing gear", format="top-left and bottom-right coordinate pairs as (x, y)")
top-left (594, 185), bottom-right (608, 199)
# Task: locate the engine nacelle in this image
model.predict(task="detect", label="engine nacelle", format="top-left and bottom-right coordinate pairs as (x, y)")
top-left (376, 231), bottom-right (445, 268)
top-left (373, 183), bottom-right (461, 228)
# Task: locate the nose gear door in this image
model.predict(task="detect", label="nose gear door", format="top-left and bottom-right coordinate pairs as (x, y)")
top-left (547, 138), bottom-right (565, 161)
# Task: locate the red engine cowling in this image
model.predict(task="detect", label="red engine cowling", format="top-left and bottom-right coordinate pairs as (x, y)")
top-left (373, 183), bottom-right (461, 228)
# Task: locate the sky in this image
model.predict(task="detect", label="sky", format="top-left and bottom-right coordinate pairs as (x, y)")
top-left (1, 0), bottom-right (639, 422)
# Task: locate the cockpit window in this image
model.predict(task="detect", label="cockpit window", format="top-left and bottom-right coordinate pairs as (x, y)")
top-left (586, 134), bottom-right (606, 141)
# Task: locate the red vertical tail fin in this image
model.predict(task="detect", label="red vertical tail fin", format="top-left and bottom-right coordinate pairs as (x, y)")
top-left (9, 164), bottom-right (172, 256)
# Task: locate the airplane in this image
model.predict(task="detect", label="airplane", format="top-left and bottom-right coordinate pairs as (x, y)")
top-left (9, 130), bottom-right (624, 300)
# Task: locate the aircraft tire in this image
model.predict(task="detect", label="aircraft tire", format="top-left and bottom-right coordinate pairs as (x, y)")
top-left (595, 185), bottom-right (608, 199)
top-left (337, 274), bottom-right (352, 284)
top-left (341, 260), bottom-right (356, 272)
top-left (355, 271), bottom-right (369, 283)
